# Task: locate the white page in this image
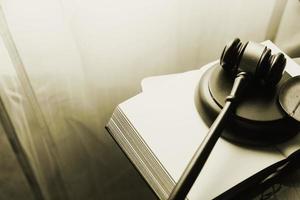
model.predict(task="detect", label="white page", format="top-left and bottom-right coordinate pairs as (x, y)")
top-left (141, 61), bottom-right (217, 93)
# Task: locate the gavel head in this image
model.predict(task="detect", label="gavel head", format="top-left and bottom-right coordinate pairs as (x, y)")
top-left (220, 38), bottom-right (286, 87)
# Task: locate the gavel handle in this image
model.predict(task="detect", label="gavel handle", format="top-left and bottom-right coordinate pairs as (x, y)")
top-left (168, 72), bottom-right (249, 200)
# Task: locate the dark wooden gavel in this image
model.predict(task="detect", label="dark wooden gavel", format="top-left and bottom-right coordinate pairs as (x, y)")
top-left (168, 38), bottom-right (286, 200)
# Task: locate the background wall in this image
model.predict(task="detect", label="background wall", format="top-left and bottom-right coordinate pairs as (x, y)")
top-left (0, 0), bottom-right (294, 199)
top-left (274, 0), bottom-right (300, 58)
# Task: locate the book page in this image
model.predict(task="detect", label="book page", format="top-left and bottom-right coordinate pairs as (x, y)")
top-left (141, 61), bottom-right (218, 93)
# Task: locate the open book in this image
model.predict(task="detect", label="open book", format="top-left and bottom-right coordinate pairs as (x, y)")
top-left (106, 41), bottom-right (300, 199)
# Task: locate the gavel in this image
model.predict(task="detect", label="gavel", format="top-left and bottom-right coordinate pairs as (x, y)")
top-left (168, 38), bottom-right (287, 200)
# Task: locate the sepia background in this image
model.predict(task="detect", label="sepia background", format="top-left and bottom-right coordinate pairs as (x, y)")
top-left (0, 0), bottom-right (299, 199)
